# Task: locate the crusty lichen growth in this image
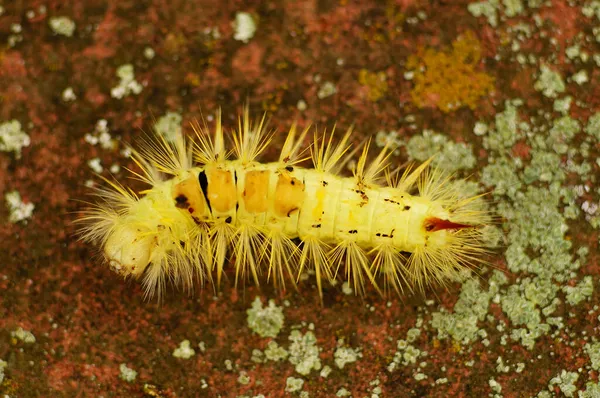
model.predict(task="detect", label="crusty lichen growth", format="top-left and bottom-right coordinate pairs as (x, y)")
top-left (358, 69), bottom-right (388, 102)
top-left (406, 30), bottom-right (495, 113)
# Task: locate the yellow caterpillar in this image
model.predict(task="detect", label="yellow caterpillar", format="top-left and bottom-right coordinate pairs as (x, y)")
top-left (77, 108), bottom-right (490, 300)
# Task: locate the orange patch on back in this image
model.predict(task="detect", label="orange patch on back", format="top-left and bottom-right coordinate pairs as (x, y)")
top-left (273, 172), bottom-right (305, 217)
top-left (243, 170), bottom-right (270, 213)
top-left (172, 174), bottom-right (207, 219)
top-left (207, 168), bottom-right (237, 213)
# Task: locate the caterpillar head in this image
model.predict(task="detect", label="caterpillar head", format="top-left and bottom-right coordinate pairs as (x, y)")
top-left (104, 223), bottom-right (154, 278)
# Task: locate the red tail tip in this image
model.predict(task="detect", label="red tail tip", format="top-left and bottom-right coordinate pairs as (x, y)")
top-left (424, 217), bottom-right (472, 232)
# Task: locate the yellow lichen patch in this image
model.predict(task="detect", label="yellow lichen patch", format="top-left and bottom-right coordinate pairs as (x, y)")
top-left (358, 69), bottom-right (388, 102)
top-left (243, 170), bottom-right (270, 213)
top-left (406, 31), bottom-right (495, 113)
top-left (273, 172), bottom-right (305, 218)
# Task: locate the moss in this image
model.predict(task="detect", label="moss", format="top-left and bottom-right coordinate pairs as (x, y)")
top-left (406, 30), bottom-right (495, 113)
top-left (358, 69), bottom-right (388, 102)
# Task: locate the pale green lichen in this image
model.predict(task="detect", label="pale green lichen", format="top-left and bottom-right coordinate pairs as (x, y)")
top-left (237, 371), bottom-right (250, 385)
top-left (430, 273), bottom-right (506, 344)
top-left (534, 65), bottom-right (566, 98)
top-left (264, 341), bottom-right (289, 361)
top-left (585, 112), bottom-right (600, 140)
top-left (119, 363), bottom-right (137, 382)
top-left (502, 0), bottom-right (524, 17)
top-left (49, 16), bottom-right (76, 37)
top-left (553, 96), bottom-right (572, 114)
top-left (154, 112), bottom-right (182, 143)
top-left (563, 276), bottom-right (593, 305)
top-left (0, 120), bottom-right (30, 158)
top-left (246, 297), bottom-right (285, 338)
top-left (172, 340), bottom-right (195, 359)
top-left (334, 340), bottom-right (360, 369)
top-left (11, 327), bottom-right (36, 343)
top-left (468, 0), bottom-right (500, 27)
top-left (547, 115), bottom-right (580, 154)
top-left (0, 359), bottom-right (6, 384)
top-left (317, 81), bottom-right (337, 99)
top-left (482, 102), bottom-right (523, 153)
top-left (288, 330), bottom-right (321, 375)
top-left (111, 64), bottom-right (143, 99)
top-left (285, 377), bottom-right (304, 393)
top-left (481, 157), bottom-right (522, 198)
top-left (406, 130), bottom-right (476, 172)
top-left (5, 191), bottom-right (35, 223)
top-left (522, 152), bottom-right (565, 183)
top-left (548, 370), bottom-right (579, 397)
top-left (580, 382), bottom-right (600, 398)
top-left (585, 342), bottom-right (600, 370)
top-left (233, 12), bottom-right (257, 43)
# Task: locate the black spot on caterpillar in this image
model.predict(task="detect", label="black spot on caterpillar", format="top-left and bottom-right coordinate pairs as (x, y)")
top-left (76, 107), bottom-right (493, 301)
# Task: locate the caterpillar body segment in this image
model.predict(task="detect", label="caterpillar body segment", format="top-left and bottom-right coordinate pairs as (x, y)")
top-left (77, 110), bottom-right (491, 300)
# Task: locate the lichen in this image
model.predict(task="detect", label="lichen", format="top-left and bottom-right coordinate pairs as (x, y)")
top-left (246, 297), bottom-right (284, 338)
top-left (233, 12), bottom-right (257, 43)
top-left (48, 16), bottom-right (76, 37)
top-left (5, 191), bottom-right (35, 223)
top-left (154, 112), bottom-right (182, 143)
top-left (11, 327), bottom-right (36, 343)
top-left (534, 64), bottom-right (565, 98)
top-left (119, 363), bottom-right (137, 382)
top-left (288, 330), bottom-right (321, 375)
top-left (585, 342), bottom-right (600, 370)
top-left (406, 30), bottom-right (495, 113)
top-left (0, 120), bottom-right (30, 158)
top-left (358, 69), bottom-right (388, 102)
top-left (548, 370), bottom-right (579, 397)
top-left (285, 377), bottom-right (304, 393)
top-left (111, 64), bottom-right (143, 99)
top-left (334, 339), bottom-right (360, 369)
top-left (406, 130), bottom-right (476, 172)
top-left (172, 340), bottom-right (195, 359)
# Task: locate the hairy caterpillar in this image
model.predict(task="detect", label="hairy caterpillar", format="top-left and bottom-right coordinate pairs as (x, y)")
top-left (76, 107), bottom-right (491, 300)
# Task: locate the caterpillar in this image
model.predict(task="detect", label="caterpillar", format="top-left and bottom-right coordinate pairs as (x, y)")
top-left (76, 107), bottom-right (491, 301)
